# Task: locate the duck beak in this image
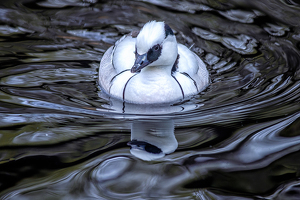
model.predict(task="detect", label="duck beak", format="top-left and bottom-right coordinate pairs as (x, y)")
top-left (131, 53), bottom-right (151, 73)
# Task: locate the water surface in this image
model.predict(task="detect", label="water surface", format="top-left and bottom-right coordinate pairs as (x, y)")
top-left (1, 0), bottom-right (300, 199)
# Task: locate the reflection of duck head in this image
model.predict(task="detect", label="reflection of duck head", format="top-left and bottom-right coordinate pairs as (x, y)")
top-left (128, 120), bottom-right (178, 161)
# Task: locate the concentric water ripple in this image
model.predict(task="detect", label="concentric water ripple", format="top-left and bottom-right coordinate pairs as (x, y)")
top-left (0, 0), bottom-right (300, 199)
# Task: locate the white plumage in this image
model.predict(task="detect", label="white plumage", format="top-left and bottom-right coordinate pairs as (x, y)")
top-left (99, 21), bottom-right (209, 104)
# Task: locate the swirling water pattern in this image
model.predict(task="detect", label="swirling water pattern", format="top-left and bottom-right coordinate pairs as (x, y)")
top-left (0, 0), bottom-right (300, 199)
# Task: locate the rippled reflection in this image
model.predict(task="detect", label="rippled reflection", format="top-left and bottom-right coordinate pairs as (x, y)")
top-left (128, 120), bottom-right (177, 161)
top-left (1, 0), bottom-right (300, 199)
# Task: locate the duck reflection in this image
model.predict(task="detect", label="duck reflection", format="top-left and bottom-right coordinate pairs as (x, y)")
top-left (128, 120), bottom-right (177, 161)
top-left (100, 98), bottom-right (196, 161)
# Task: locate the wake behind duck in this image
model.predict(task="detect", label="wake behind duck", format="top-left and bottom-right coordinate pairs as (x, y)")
top-left (99, 21), bottom-right (209, 104)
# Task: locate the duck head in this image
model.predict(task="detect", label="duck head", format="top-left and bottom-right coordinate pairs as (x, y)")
top-left (131, 21), bottom-right (178, 73)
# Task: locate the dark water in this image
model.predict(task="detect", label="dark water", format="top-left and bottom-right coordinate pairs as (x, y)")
top-left (1, 0), bottom-right (300, 199)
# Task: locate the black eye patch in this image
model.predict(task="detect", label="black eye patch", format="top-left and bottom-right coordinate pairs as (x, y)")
top-left (128, 140), bottom-right (162, 154)
top-left (147, 44), bottom-right (162, 62)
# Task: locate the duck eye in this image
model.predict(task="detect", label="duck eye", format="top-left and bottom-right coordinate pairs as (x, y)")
top-left (153, 44), bottom-right (160, 51)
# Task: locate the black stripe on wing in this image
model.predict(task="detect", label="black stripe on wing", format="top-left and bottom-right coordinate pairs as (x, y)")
top-left (171, 75), bottom-right (184, 99)
top-left (180, 72), bottom-right (199, 92)
top-left (171, 54), bottom-right (180, 73)
top-left (109, 69), bottom-right (131, 93)
top-left (111, 44), bottom-right (117, 70)
top-left (123, 74), bottom-right (137, 101)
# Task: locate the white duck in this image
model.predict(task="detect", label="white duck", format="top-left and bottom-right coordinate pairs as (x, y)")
top-left (99, 21), bottom-right (209, 104)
